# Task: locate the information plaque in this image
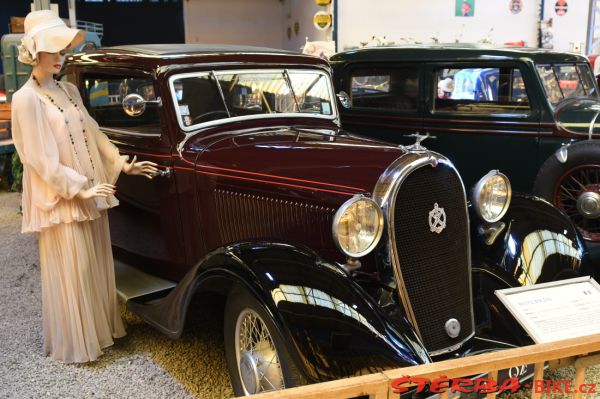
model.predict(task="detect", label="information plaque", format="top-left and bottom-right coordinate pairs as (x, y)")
top-left (495, 276), bottom-right (600, 344)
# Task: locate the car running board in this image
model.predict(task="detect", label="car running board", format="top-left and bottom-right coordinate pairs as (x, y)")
top-left (115, 260), bottom-right (176, 302)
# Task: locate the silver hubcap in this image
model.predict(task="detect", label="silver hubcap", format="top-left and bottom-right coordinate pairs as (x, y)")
top-left (577, 191), bottom-right (600, 219)
top-left (235, 308), bottom-right (284, 395)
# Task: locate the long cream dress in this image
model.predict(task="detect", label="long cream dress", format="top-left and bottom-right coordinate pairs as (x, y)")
top-left (11, 79), bottom-right (128, 363)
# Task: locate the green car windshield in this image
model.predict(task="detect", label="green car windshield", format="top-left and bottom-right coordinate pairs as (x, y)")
top-left (536, 63), bottom-right (598, 106)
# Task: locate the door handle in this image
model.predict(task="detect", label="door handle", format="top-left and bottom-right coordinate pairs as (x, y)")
top-left (155, 167), bottom-right (172, 179)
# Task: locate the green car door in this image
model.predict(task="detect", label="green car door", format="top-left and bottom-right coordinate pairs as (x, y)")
top-left (421, 61), bottom-right (542, 192)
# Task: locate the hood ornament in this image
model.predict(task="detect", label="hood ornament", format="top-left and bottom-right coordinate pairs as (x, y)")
top-left (429, 202), bottom-right (446, 234)
top-left (405, 132), bottom-right (436, 151)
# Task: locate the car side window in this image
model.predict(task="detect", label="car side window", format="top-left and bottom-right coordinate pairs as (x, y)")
top-left (350, 67), bottom-right (419, 112)
top-left (434, 67), bottom-right (530, 115)
top-left (83, 76), bottom-right (161, 135)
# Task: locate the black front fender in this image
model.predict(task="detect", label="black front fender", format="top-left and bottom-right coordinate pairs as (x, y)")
top-left (469, 194), bottom-right (596, 345)
top-left (470, 194), bottom-right (594, 286)
top-left (128, 241), bottom-right (430, 383)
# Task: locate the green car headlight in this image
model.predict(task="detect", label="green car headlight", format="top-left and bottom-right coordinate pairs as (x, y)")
top-left (332, 196), bottom-right (384, 258)
top-left (472, 170), bottom-right (512, 223)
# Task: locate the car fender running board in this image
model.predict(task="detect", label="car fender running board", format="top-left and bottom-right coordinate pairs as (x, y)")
top-left (115, 260), bottom-right (176, 302)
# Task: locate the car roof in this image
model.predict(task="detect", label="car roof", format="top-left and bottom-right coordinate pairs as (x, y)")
top-left (67, 44), bottom-right (329, 69)
top-left (107, 44), bottom-right (299, 56)
top-left (329, 43), bottom-right (589, 64)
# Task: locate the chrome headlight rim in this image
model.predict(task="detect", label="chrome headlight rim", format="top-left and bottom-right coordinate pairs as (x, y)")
top-left (472, 170), bottom-right (512, 223)
top-left (332, 195), bottom-right (384, 258)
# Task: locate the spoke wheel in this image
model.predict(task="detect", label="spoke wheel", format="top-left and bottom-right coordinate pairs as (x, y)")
top-left (224, 287), bottom-right (306, 397)
top-left (553, 164), bottom-right (600, 241)
top-left (235, 309), bottom-right (284, 395)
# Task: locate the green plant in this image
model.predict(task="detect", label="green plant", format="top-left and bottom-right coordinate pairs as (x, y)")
top-left (11, 151), bottom-right (22, 192)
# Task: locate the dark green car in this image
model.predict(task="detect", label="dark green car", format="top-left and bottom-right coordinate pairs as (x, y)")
top-left (330, 44), bottom-right (600, 242)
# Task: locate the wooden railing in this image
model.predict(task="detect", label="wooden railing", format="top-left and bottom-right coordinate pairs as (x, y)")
top-left (250, 334), bottom-right (600, 399)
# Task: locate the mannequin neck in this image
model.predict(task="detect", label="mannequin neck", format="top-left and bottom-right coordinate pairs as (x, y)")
top-left (31, 67), bottom-right (56, 89)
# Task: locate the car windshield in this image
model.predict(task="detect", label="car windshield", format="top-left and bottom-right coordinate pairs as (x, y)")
top-left (536, 63), bottom-right (598, 106)
top-left (170, 69), bottom-right (335, 129)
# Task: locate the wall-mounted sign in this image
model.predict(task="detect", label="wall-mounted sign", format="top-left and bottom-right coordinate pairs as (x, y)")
top-left (313, 11), bottom-right (332, 30)
top-left (455, 0), bottom-right (475, 17)
top-left (555, 0), bottom-right (568, 16)
top-left (315, 0), bottom-right (332, 6)
top-left (509, 0), bottom-right (522, 14)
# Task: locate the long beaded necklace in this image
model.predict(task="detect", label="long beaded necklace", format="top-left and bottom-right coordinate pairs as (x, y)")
top-left (32, 75), bottom-right (96, 184)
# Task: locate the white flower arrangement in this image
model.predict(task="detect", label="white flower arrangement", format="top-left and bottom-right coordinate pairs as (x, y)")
top-left (17, 36), bottom-right (37, 66)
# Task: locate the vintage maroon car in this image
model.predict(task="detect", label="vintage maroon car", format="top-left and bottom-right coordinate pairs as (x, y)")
top-left (61, 45), bottom-right (595, 396)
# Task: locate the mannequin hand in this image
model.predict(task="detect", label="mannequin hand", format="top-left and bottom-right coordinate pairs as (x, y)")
top-left (122, 155), bottom-right (159, 179)
top-left (76, 183), bottom-right (116, 200)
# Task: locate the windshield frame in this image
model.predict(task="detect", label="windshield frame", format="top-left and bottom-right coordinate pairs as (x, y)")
top-left (168, 68), bottom-right (339, 132)
top-left (536, 62), bottom-right (599, 108)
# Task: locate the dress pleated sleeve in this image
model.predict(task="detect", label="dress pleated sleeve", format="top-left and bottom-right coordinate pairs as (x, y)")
top-left (62, 82), bottom-right (128, 185)
top-left (12, 87), bottom-right (88, 202)
top-left (12, 80), bottom-right (125, 234)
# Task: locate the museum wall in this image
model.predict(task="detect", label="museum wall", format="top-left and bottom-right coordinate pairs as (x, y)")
top-left (183, 0), bottom-right (285, 48)
top-left (283, 0), bottom-right (329, 53)
top-left (543, 0), bottom-right (589, 53)
top-left (336, 0), bottom-right (588, 52)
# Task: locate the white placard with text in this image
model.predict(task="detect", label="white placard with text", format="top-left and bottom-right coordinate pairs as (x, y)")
top-left (495, 277), bottom-right (600, 343)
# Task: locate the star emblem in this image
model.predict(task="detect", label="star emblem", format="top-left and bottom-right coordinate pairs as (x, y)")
top-left (428, 203), bottom-right (446, 234)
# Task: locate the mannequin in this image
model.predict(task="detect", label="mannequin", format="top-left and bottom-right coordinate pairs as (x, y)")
top-left (11, 10), bottom-right (158, 363)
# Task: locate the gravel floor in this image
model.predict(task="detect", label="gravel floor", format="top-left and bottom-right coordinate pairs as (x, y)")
top-left (0, 190), bottom-right (599, 399)
top-left (0, 191), bottom-right (233, 399)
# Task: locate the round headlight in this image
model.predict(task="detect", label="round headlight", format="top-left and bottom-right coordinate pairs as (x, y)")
top-left (332, 196), bottom-right (384, 258)
top-left (472, 170), bottom-right (512, 223)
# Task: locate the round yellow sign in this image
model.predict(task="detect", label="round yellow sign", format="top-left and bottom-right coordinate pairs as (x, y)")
top-left (313, 11), bottom-right (332, 30)
top-left (315, 0), bottom-right (332, 6)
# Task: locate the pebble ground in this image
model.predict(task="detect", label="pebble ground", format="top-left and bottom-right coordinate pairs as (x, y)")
top-left (0, 191), bottom-right (233, 399)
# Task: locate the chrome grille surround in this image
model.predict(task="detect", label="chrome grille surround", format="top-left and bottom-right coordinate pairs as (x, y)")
top-left (372, 150), bottom-right (475, 356)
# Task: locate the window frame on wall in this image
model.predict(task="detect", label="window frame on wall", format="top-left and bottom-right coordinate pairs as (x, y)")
top-left (80, 71), bottom-right (163, 138)
top-left (427, 62), bottom-right (534, 119)
top-left (346, 63), bottom-right (423, 115)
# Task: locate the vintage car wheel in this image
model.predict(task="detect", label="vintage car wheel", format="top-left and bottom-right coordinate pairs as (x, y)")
top-left (533, 141), bottom-right (600, 241)
top-left (224, 288), bottom-right (305, 396)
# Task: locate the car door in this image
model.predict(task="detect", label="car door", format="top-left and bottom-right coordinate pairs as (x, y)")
top-left (422, 62), bottom-right (541, 192)
top-left (338, 63), bottom-right (424, 142)
top-left (78, 71), bottom-right (186, 282)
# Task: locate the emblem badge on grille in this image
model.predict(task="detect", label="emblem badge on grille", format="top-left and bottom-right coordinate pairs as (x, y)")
top-left (428, 203), bottom-right (446, 234)
top-left (445, 318), bottom-right (461, 338)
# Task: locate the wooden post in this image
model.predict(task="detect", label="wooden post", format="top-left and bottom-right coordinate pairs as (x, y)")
top-left (571, 366), bottom-right (587, 399)
top-left (486, 370), bottom-right (498, 399)
top-left (530, 362), bottom-right (545, 399)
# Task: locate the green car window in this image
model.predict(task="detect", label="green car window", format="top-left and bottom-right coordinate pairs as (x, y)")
top-left (433, 67), bottom-right (530, 116)
top-left (350, 67), bottom-right (419, 112)
top-left (537, 63), bottom-right (599, 106)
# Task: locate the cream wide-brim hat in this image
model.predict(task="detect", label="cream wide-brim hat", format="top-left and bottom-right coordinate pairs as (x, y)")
top-left (17, 10), bottom-right (85, 66)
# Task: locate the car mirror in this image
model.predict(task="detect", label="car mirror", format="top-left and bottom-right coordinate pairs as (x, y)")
top-left (122, 94), bottom-right (162, 117)
top-left (337, 91), bottom-right (352, 109)
top-left (123, 93), bottom-right (147, 117)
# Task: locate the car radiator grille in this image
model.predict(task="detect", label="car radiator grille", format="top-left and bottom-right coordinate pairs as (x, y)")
top-left (393, 163), bottom-right (473, 353)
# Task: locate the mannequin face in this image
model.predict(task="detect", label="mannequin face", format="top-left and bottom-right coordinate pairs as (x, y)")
top-left (36, 50), bottom-right (66, 76)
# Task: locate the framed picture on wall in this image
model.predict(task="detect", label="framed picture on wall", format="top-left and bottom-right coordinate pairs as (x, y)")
top-left (456, 0), bottom-right (475, 17)
top-left (509, 0), bottom-right (522, 14)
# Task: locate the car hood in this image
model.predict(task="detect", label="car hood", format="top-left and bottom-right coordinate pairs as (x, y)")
top-left (185, 126), bottom-right (407, 197)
